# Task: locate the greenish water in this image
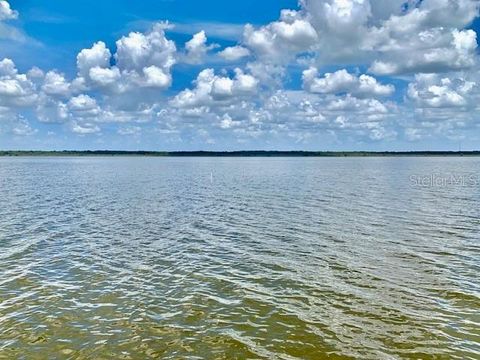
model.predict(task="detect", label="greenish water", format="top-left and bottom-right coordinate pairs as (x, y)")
top-left (0, 157), bottom-right (479, 359)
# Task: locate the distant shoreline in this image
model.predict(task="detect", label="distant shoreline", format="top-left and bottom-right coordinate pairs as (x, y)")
top-left (1, 150), bottom-right (480, 157)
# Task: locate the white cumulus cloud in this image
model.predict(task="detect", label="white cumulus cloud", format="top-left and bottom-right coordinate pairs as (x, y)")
top-left (218, 46), bottom-right (250, 61)
top-left (303, 67), bottom-right (394, 97)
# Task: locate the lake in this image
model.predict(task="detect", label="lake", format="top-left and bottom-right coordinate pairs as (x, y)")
top-left (0, 157), bottom-right (479, 359)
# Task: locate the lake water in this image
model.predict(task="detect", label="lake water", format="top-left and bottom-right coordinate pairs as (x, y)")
top-left (0, 157), bottom-right (479, 359)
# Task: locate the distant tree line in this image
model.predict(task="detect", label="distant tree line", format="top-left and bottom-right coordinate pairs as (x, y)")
top-left (0, 150), bottom-right (479, 157)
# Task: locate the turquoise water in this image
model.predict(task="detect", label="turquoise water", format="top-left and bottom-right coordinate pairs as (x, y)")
top-left (0, 157), bottom-right (479, 359)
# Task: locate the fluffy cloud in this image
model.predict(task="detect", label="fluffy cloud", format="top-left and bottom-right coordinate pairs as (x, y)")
top-left (0, 57), bottom-right (16, 75)
top-left (368, 29), bottom-right (478, 75)
top-left (118, 125), bottom-right (141, 136)
top-left (218, 0), bottom-right (478, 109)
top-left (88, 66), bottom-right (121, 86)
top-left (243, 10), bottom-right (318, 61)
top-left (14, 22), bottom-right (181, 133)
top-left (68, 94), bottom-right (99, 113)
top-left (36, 97), bottom-right (68, 124)
top-left (303, 68), bottom-right (394, 97)
top-left (240, 0), bottom-right (479, 76)
top-left (71, 122), bottom-right (100, 135)
top-left (77, 41), bottom-right (112, 76)
top-left (259, 90), bottom-right (397, 141)
top-left (0, 1), bottom-right (32, 43)
top-left (171, 68), bottom-right (258, 108)
top-left (218, 46), bottom-right (250, 61)
top-left (219, 113), bottom-right (241, 129)
top-left (399, 69), bottom-right (480, 141)
top-left (407, 72), bottom-right (478, 112)
top-left (0, 111), bottom-right (37, 137)
top-left (303, 0), bottom-right (372, 38)
top-left (0, 0), bottom-right (17, 21)
top-left (364, 1), bottom-right (478, 75)
top-left (141, 65), bottom-right (171, 87)
top-left (115, 23), bottom-right (176, 71)
top-left (75, 23), bottom-right (176, 93)
top-left (404, 0), bottom-right (479, 28)
top-left (0, 59), bottom-right (38, 107)
top-left (42, 71), bottom-right (71, 97)
top-left (1, 0), bottom-right (480, 147)
top-left (0, 56), bottom-right (40, 136)
top-left (184, 31), bottom-right (217, 64)
top-left (11, 118), bottom-right (37, 136)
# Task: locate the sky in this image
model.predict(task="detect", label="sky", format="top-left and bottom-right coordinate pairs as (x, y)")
top-left (0, 0), bottom-right (479, 151)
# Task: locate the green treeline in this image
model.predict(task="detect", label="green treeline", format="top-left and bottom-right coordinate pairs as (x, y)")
top-left (0, 150), bottom-right (479, 157)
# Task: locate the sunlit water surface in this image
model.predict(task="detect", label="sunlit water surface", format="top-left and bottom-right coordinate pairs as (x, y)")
top-left (0, 157), bottom-right (479, 359)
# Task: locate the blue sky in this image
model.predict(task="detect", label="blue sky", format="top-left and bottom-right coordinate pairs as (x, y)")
top-left (0, 0), bottom-right (479, 150)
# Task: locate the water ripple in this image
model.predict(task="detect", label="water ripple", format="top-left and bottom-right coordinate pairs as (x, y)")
top-left (0, 157), bottom-right (479, 359)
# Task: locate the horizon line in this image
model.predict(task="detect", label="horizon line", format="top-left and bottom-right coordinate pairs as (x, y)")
top-left (1, 150), bottom-right (480, 157)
